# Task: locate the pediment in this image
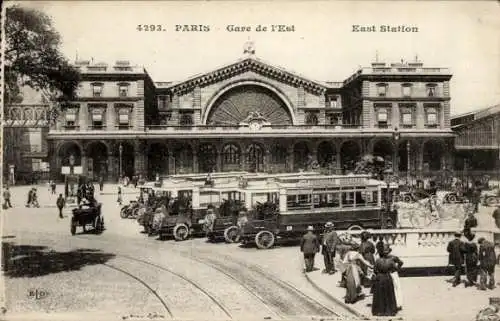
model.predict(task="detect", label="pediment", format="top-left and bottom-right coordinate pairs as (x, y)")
top-left (167, 57), bottom-right (328, 96)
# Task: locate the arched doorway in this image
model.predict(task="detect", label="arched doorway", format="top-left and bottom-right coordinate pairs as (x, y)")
top-left (199, 144), bottom-right (217, 173)
top-left (340, 140), bottom-right (361, 172)
top-left (59, 142), bottom-right (82, 167)
top-left (148, 142), bottom-right (169, 179)
top-left (423, 140), bottom-right (443, 171)
top-left (116, 142), bottom-right (135, 179)
top-left (293, 142), bottom-right (310, 171)
top-left (86, 141), bottom-right (108, 181)
top-left (317, 141), bottom-right (335, 168)
top-left (247, 143), bottom-right (264, 173)
top-left (222, 143), bottom-right (241, 172)
top-left (174, 143), bottom-right (193, 174)
top-left (372, 139), bottom-right (394, 164)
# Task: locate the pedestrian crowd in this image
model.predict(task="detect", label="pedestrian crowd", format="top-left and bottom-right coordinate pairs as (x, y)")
top-left (447, 231), bottom-right (496, 290)
top-left (300, 224), bottom-right (404, 317)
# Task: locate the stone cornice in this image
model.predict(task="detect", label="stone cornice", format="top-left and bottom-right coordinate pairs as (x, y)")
top-left (167, 57), bottom-right (328, 96)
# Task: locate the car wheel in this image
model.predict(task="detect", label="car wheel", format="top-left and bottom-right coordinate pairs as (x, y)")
top-left (120, 207), bottom-right (129, 219)
top-left (347, 225), bottom-right (363, 231)
top-left (173, 224), bottom-right (190, 241)
top-left (224, 226), bottom-right (241, 243)
top-left (255, 230), bottom-right (275, 249)
top-left (447, 194), bottom-right (458, 204)
top-left (403, 195), bottom-right (412, 203)
top-left (486, 196), bottom-right (497, 207)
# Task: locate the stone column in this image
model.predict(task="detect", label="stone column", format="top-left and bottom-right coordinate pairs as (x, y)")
top-left (416, 140), bottom-right (424, 178)
top-left (393, 143), bottom-right (399, 176)
top-left (216, 152), bottom-right (222, 172)
top-left (107, 152), bottom-right (115, 182)
top-left (287, 145), bottom-right (294, 172)
top-left (264, 149), bottom-right (271, 173)
top-left (193, 151), bottom-right (199, 173)
top-left (134, 142), bottom-right (146, 176)
top-left (168, 151), bottom-right (175, 174)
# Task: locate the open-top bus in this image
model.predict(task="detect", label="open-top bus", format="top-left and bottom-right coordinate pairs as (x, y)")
top-left (239, 174), bottom-right (397, 249)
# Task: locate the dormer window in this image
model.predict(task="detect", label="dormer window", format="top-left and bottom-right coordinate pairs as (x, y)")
top-left (401, 83), bottom-right (412, 97)
top-left (426, 84), bottom-right (437, 97)
top-left (92, 83), bottom-right (103, 97)
top-left (377, 83), bottom-right (388, 97)
top-left (118, 83), bottom-right (129, 97)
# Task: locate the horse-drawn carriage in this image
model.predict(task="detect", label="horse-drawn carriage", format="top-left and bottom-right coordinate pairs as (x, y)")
top-left (70, 201), bottom-right (104, 235)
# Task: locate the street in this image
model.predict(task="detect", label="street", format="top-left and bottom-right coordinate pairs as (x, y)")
top-left (1, 185), bottom-right (358, 320)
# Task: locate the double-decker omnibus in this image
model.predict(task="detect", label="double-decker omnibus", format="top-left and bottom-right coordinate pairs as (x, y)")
top-left (239, 174), bottom-right (397, 249)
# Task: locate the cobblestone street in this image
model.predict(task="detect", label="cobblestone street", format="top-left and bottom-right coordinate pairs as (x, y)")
top-left (1, 184), bottom-right (357, 320)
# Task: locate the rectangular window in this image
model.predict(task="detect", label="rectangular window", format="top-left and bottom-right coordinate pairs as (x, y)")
top-left (427, 87), bottom-right (435, 97)
top-left (327, 95), bottom-right (338, 108)
top-left (92, 85), bottom-right (103, 97)
top-left (119, 85), bottom-right (128, 97)
top-left (402, 85), bottom-right (412, 97)
top-left (65, 110), bottom-right (77, 128)
top-left (426, 108), bottom-right (438, 125)
top-left (342, 192), bottom-right (355, 207)
top-left (119, 113), bottom-right (129, 124)
top-left (402, 112), bottom-right (412, 125)
top-left (377, 84), bottom-right (387, 97)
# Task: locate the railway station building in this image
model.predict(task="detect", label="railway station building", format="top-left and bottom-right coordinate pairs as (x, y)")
top-left (41, 49), bottom-right (454, 182)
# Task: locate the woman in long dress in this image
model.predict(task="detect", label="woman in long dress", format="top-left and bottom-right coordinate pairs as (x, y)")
top-left (387, 248), bottom-right (404, 311)
top-left (372, 244), bottom-right (398, 316)
top-left (342, 243), bottom-right (373, 304)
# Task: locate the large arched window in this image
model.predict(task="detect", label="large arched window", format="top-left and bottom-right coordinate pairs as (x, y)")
top-left (222, 144), bottom-right (240, 164)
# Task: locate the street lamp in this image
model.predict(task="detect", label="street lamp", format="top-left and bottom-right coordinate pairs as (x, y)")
top-left (406, 141), bottom-right (411, 186)
top-left (119, 143), bottom-right (123, 182)
top-left (392, 127), bottom-right (400, 177)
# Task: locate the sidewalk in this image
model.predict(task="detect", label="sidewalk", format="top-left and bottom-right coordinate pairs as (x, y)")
top-left (305, 263), bottom-right (500, 321)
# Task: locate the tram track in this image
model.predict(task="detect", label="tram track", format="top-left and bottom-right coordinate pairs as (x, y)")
top-left (76, 234), bottom-right (357, 319)
top-left (9, 230), bottom-right (359, 319)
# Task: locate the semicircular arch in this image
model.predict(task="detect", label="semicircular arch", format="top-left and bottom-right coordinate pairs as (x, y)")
top-left (202, 80), bottom-right (296, 125)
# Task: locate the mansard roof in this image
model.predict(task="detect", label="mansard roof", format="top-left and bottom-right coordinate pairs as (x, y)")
top-left (164, 56), bottom-right (330, 95)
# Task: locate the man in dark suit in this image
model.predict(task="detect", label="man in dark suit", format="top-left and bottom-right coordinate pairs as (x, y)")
top-left (463, 212), bottom-right (478, 240)
top-left (322, 222), bottom-right (339, 274)
top-left (461, 232), bottom-right (479, 287)
top-left (447, 231), bottom-right (464, 287)
top-left (493, 205), bottom-right (500, 229)
top-left (478, 237), bottom-right (496, 290)
top-left (301, 226), bottom-right (320, 272)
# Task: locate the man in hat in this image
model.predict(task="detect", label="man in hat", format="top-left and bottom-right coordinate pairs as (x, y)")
top-left (478, 237), bottom-right (496, 290)
top-left (322, 222), bottom-right (339, 274)
top-left (463, 212), bottom-right (478, 239)
top-left (461, 232), bottom-right (479, 287)
top-left (301, 226), bottom-right (320, 272)
top-left (447, 231), bottom-right (464, 287)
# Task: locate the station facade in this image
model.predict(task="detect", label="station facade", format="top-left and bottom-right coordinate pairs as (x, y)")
top-left (46, 51), bottom-right (454, 182)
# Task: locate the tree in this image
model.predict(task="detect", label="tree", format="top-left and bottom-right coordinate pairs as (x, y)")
top-left (354, 154), bottom-right (393, 181)
top-left (4, 5), bottom-right (80, 111)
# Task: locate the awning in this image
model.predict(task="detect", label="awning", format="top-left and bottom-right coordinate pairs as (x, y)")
top-left (65, 113), bottom-right (76, 121)
top-left (377, 111), bottom-right (388, 122)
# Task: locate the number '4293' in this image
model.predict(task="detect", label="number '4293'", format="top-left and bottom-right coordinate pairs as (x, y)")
top-left (137, 25), bottom-right (165, 32)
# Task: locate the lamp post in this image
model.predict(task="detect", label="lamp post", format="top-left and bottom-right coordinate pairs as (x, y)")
top-left (406, 141), bottom-right (411, 186)
top-left (119, 143), bottom-right (123, 182)
top-left (68, 154), bottom-right (75, 197)
top-left (392, 127), bottom-right (400, 179)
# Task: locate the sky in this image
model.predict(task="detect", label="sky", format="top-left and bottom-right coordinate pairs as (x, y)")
top-left (7, 0), bottom-right (500, 115)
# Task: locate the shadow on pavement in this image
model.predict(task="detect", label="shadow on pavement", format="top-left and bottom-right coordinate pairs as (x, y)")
top-left (1, 242), bottom-right (115, 278)
top-left (399, 266), bottom-right (454, 277)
